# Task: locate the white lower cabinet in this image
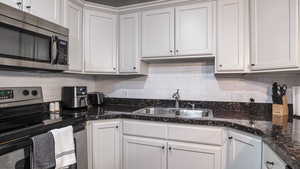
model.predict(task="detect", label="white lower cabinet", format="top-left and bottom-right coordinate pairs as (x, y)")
top-left (168, 142), bottom-right (222, 169)
top-left (262, 143), bottom-right (286, 169)
top-left (227, 130), bottom-right (262, 169)
top-left (88, 120), bottom-right (275, 169)
top-left (122, 120), bottom-right (224, 169)
top-left (1, 0), bottom-right (22, 9)
top-left (88, 120), bottom-right (121, 169)
top-left (123, 136), bottom-right (167, 169)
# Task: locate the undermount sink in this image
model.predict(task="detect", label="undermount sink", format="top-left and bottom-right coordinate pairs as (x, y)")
top-left (132, 107), bottom-right (214, 118)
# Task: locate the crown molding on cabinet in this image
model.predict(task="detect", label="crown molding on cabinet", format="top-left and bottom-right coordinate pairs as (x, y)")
top-left (82, 0), bottom-right (215, 13)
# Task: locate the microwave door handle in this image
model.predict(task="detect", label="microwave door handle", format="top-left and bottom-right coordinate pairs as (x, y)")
top-left (51, 36), bottom-right (58, 64)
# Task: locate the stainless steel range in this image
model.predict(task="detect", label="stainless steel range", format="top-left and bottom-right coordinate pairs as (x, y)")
top-left (0, 87), bottom-right (87, 169)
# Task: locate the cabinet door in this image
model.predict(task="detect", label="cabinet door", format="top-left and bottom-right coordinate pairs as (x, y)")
top-left (141, 8), bottom-right (175, 57)
top-left (123, 136), bottom-right (167, 169)
top-left (84, 9), bottom-right (117, 73)
top-left (92, 121), bottom-right (120, 169)
top-left (168, 142), bottom-right (222, 169)
top-left (119, 13), bottom-right (139, 73)
top-left (175, 2), bottom-right (215, 56)
top-left (250, 0), bottom-right (298, 70)
top-left (262, 143), bottom-right (286, 169)
top-left (1, 0), bottom-right (22, 9)
top-left (227, 130), bottom-right (262, 169)
top-left (63, 0), bottom-right (83, 72)
top-left (216, 0), bottom-right (249, 72)
top-left (24, 0), bottom-right (61, 24)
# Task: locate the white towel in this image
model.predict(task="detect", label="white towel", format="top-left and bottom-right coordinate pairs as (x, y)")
top-left (50, 126), bottom-right (76, 169)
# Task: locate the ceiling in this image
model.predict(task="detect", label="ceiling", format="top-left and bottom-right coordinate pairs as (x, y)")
top-left (86, 0), bottom-right (157, 7)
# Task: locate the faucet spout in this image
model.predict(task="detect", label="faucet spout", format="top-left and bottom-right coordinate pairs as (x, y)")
top-left (172, 89), bottom-right (180, 109)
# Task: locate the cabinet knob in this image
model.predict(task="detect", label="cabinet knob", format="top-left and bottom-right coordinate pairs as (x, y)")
top-left (133, 67), bottom-right (136, 70)
top-left (162, 146), bottom-right (165, 150)
top-left (251, 64), bottom-right (255, 66)
top-left (219, 64), bottom-right (223, 67)
top-left (168, 147), bottom-right (172, 151)
top-left (116, 126), bottom-right (119, 129)
top-left (228, 136), bottom-right (233, 140)
top-left (266, 161), bottom-right (274, 166)
top-left (113, 68), bottom-right (116, 70)
top-left (176, 50), bottom-right (179, 53)
top-left (26, 6), bottom-right (31, 9)
top-left (170, 50), bottom-right (173, 53)
top-left (16, 2), bottom-right (22, 8)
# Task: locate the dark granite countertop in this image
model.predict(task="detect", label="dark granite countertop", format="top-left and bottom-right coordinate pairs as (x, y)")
top-left (1, 104), bottom-right (299, 169)
top-left (83, 105), bottom-right (300, 169)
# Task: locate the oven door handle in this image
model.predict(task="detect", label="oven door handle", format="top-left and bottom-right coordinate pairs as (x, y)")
top-left (51, 36), bottom-right (58, 64)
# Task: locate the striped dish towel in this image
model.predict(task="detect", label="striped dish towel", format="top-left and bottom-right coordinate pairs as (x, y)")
top-left (50, 126), bottom-right (76, 169)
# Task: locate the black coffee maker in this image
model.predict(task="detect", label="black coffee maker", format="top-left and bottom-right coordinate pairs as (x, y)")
top-left (62, 86), bottom-right (88, 109)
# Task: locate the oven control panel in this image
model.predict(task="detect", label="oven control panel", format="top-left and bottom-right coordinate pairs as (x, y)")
top-left (0, 90), bottom-right (13, 100)
top-left (0, 87), bottom-right (43, 108)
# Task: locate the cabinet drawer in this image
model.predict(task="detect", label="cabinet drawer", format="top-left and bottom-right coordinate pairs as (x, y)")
top-left (123, 120), bottom-right (167, 139)
top-left (167, 125), bottom-right (224, 145)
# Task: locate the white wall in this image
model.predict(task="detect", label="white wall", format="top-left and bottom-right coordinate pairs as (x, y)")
top-left (0, 71), bottom-right (96, 102)
top-left (95, 62), bottom-right (300, 103)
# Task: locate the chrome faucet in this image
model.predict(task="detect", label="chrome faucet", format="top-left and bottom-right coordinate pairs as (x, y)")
top-left (172, 89), bottom-right (180, 109)
top-left (188, 103), bottom-right (196, 110)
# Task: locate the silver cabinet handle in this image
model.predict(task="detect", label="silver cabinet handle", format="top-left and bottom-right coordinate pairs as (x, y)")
top-left (265, 161), bottom-right (275, 169)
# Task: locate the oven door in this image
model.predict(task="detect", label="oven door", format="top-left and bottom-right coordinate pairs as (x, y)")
top-left (0, 146), bottom-right (30, 169)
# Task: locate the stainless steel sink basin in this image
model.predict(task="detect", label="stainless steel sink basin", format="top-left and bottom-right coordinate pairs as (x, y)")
top-left (133, 107), bottom-right (214, 118)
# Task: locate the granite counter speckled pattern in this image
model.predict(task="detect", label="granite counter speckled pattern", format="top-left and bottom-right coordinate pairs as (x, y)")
top-left (81, 104), bottom-right (300, 169)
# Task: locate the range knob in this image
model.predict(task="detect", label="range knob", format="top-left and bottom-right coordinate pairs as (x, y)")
top-left (31, 90), bottom-right (38, 96)
top-left (23, 90), bottom-right (29, 96)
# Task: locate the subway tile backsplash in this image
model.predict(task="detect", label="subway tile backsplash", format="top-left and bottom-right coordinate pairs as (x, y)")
top-left (95, 62), bottom-right (300, 103)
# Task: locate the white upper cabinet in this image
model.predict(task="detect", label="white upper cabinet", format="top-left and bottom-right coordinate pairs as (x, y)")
top-left (84, 8), bottom-right (117, 73)
top-left (168, 142), bottom-right (222, 169)
top-left (216, 0), bottom-right (249, 72)
top-left (123, 136), bottom-right (167, 169)
top-left (175, 2), bottom-right (215, 56)
top-left (250, 0), bottom-right (298, 71)
top-left (63, 0), bottom-right (83, 72)
top-left (23, 0), bottom-right (61, 24)
top-left (1, 0), bottom-right (22, 9)
top-left (227, 130), bottom-right (262, 169)
top-left (119, 13), bottom-right (139, 73)
top-left (141, 2), bottom-right (215, 59)
top-left (141, 8), bottom-right (175, 57)
top-left (91, 121), bottom-right (120, 169)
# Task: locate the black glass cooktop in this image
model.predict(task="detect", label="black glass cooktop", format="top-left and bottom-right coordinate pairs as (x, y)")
top-left (0, 103), bottom-right (49, 134)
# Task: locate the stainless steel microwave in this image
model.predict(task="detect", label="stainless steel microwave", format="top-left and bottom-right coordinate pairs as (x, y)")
top-left (0, 3), bottom-right (69, 71)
